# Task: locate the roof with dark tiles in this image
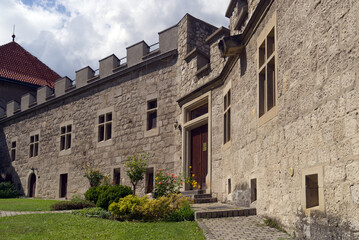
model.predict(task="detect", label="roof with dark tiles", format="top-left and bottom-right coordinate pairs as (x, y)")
top-left (0, 41), bottom-right (61, 88)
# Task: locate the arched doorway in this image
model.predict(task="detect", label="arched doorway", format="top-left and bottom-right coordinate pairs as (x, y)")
top-left (28, 173), bottom-right (36, 197)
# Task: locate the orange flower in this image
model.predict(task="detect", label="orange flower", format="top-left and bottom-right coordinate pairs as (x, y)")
top-left (174, 180), bottom-right (177, 183)
top-left (171, 173), bottom-right (174, 177)
top-left (159, 182), bottom-right (162, 184)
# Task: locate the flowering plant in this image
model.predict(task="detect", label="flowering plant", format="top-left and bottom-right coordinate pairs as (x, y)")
top-left (153, 169), bottom-right (182, 198)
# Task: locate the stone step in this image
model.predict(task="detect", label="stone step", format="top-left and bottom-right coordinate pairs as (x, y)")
top-left (181, 190), bottom-right (205, 196)
top-left (194, 197), bottom-right (218, 204)
top-left (193, 194), bottom-right (212, 199)
top-left (195, 208), bottom-right (257, 219)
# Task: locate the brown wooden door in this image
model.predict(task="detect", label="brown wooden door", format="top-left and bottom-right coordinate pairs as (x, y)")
top-left (191, 124), bottom-right (208, 189)
top-left (29, 174), bottom-right (36, 197)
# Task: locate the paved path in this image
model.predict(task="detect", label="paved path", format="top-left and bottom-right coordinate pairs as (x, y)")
top-left (197, 215), bottom-right (292, 240)
top-left (0, 210), bottom-right (71, 217)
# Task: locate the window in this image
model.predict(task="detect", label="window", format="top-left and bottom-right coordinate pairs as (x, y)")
top-left (98, 112), bottom-right (112, 142)
top-left (60, 125), bottom-right (72, 151)
top-left (305, 174), bottom-right (319, 208)
top-left (228, 178), bottom-right (231, 194)
top-left (301, 166), bottom-right (324, 213)
top-left (258, 27), bottom-right (276, 118)
top-left (224, 89), bottom-right (231, 143)
top-left (29, 134), bottom-right (39, 157)
top-left (113, 168), bottom-right (121, 185)
top-left (147, 99), bottom-right (157, 130)
top-left (10, 141), bottom-right (16, 161)
top-left (256, 13), bottom-right (277, 125)
top-left (251, 178), bottom-right (257, 203)
top-left (145, 167), bottom-right (154, 193)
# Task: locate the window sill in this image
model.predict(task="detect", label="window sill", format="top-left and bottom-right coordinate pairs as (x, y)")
top-left (258, 106), bottom-right (278, 127)
top-left (59, 148), bottom-right (72, 156)
top-left (145, 128), bottom-right (159, 138)
top-left (222, 140), bottom-right (231, 152)
top-left (304, 205), bottom-right (323, 216)
top-left (97, 139), bottom-right (113, 148)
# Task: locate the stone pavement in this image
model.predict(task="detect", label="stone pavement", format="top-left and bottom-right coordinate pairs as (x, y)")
top-left (197, 215), bottom-right (292, 240)
top-left (0, 210), bottom-right (71, 217)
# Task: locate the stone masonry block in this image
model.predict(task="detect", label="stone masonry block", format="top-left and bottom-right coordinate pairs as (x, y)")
top-left (346, 161), bottom-right (359, 182)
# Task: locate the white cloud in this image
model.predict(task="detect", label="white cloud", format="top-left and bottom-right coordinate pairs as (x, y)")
top-left (0, 0), bottom-right (230, 79)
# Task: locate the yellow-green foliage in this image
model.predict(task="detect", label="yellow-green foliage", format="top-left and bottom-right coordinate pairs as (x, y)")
top-left (109, 194), bottom-right (193, 221)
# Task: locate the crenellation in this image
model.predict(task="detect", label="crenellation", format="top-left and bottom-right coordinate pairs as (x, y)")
top-left (75, 66), bottom-right (95, 88)
top-left (37, 85), bottom-right (54, 105)
top-left (20, 93), bottom-right (36, 111)
top-left (126, 41), bottom-right (149, 67)
top-left (6, 100), bottom-right (20, 117)
top-left (55, 77), bottom-right (73, 97)
top-left (99, 54), bottom-right (120, 78)
top-left (159, 25), bottom-right (178, 53)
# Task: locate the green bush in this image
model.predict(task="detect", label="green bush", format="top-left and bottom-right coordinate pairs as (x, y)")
top-left (96, 185), bottom-right (132, 210)
top-left (84, 169), bottom-right (104, 187)
top-left (50, 198), bottom-right (95, 211)
top-left (109, 194), bottom-right (193, 221)
top-left (0, 182), bottom-right (19, 199)
top-left (109, 195), bottom-right (148, 220)
top-left (72, 207), bottom-right (110, 219)
top-left (84, 185), bottom-right (109, 204)
top-left (168, 201), bottom-right (194, 221)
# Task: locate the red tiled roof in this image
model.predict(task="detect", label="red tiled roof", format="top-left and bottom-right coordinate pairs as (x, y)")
top-left (0, 41), bottom-right (61, 88)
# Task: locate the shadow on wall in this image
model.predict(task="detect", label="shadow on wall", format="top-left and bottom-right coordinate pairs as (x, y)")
top-left (240, 48), bottom-right (247, 77)
top-left (295, 209), bottom-right (358, 239)
top-left (232, 182), bottom-right (251, 207)
top-left (0, 129), bottom-right (24, 195)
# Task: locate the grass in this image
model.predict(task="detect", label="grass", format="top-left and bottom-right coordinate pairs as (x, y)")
top-left (0, 213), bottom-right (205, 240)
top-left (0, 198), bottom-right (60, 212)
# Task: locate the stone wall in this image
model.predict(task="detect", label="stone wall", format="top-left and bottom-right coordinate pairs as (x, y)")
top-left (213, 0), bottom-right (359, 237)
top-left (0, 55), bottom-right (180, 199)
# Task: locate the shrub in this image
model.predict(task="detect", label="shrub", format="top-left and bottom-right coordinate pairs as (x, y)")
top-left (0, 182), bottom-right (19, 198)
top-left (96, 185), bottom-right (132, 210)
top-left (109, 193), bottom-right (193, 221)
top-left (168, 201), bottom-right (194, 221)
top-left (153, 170), bottom-right (182, 198)
top-left (72, 207), bottom-right (110, 219)
top-left (84, 169), bottom-right (104, 187)
top-left (84, 185), bottom-right (109, 204)
top-left (50, 198), bottom-right (95, 211)
top-left (109, 195), bottom-right (148, 220)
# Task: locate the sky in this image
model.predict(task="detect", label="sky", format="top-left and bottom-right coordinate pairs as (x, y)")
top-left (0, 0), bottom-right (230, 79)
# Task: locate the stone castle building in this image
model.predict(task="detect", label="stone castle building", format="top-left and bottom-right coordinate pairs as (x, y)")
top-left (1, 0), bottom-right (358, 238)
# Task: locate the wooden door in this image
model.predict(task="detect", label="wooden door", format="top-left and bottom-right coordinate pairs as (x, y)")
top-left (191, 124), bottom-right (208, 189)
top-left (29, 174), bottom-right (36, 197)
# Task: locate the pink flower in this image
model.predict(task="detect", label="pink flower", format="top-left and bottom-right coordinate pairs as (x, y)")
top-left (158, 169), bottom-right (162, 171)
top-left (159, 182), bottom-right (162, 185)
top-left (171, 173), bottom-right (174, 177)
top-left (174, 180), bottom-right (177, 183)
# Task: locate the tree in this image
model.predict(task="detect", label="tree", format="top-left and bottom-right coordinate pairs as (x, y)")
top-left (125, 152), bottom-right (149, 195)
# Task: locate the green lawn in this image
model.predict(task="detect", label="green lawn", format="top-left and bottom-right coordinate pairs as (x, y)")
top-left (0, 198), bottom-right (60, 211)
top-left (0, 213), bottom-right (205, 240)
